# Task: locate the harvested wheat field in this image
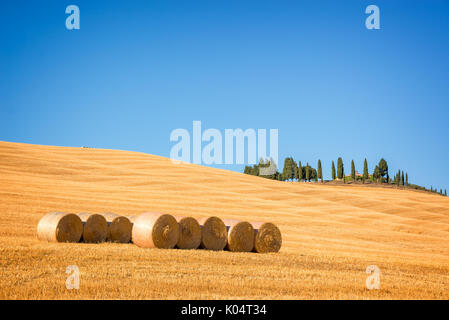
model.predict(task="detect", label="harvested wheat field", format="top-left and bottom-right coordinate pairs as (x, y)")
top-left (0, 140), bottom-right (448, 299)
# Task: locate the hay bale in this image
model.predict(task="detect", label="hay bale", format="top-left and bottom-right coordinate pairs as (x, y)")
top-left (101, 212), bottom-right (132, 243)
top-left (175, 216), bottom-right (201, 249)
top-left (78, 213), bottom-right (108, 243)
top-left (222, 219), bottom-right (255, 252)
top-left (36, 212), bottom-right (83, 243)
top-left (198, 216), bottom-right (228, 251)
top-left (132, 212), bottom-right (179, 249)
top-left (126, 215), bottom-right (137, 243)
top-left (252, 222), bottom-right (282, 253)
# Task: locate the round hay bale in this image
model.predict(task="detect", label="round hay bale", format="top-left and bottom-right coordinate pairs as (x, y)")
top-left (198, 216), bottom-right (228, 251)
top-left (223, 219), bottom-right (255, 252)
top-left (36, 212), bottom-right (83, 243)
top-left (101, 213), bottom-right (132, 243)
top-left (132, 212), bottom-right (180, 249)
top-left (78, 213), bottom-right (108, 243)
top-left (126, 215), bottom-right (137, 243)
top-left (175, 216), bottom-right (201, 249)
top-left (252, 222), bottom-right (282, 253)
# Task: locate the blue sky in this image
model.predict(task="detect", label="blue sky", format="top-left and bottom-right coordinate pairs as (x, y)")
top-left (1, 0), bottom-right (448, 190)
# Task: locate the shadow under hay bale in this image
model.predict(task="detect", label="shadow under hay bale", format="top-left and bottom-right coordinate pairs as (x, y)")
top-left (101, 212), bottom-right (132, 243)
top-left (132, 212), bottom-right (179, 249)
top-left (175, 216), bottom-right (201, 250)
top-left (222, 219), bottom-right (255, 252)
top-left (252, 222), bottom-right (282, 253)
top-left (78, 213), bottom-right (108, 243)
top-left (198, 216), bottom-right (228, 251)
top-left (37, 212), bottom-right (83, 243)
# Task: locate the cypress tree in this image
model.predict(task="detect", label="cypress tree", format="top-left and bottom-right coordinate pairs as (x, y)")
top-left (374, 166), bottom-right (380, 183)
top-left (351, 160), bottom-right (356, 181)
top-left (292, 161), bottom-right (298, 181)
top-left (363, 158), bottom-right (369, 183)
top-left (317, 160), bottom-right (323, 182)
top-left (378, 158), bottom-right (389, 183)
top-left (305, 163), bottom-right (310, 181)
top-left (401, 171), bottom-right (405, 186)
top-left (337, 157), bottom-right (344, 180)
top-left (282, 157), bottom-right (295, 181)
top-left (445, 189), bottom-right (447, 196)
top-left (406, 173), bottom-right (408, 186)
top-left (332, 161), bottom-right (336, 180)
top-left (297, 161), bottom-right (303, 181)
top-left (282, 158), bottom-right (290, 181)
top-left (343, 167), bottom-right (346, 183)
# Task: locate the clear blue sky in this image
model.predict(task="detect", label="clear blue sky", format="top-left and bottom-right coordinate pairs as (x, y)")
top-left (1, 0), bottom-right (448, 190)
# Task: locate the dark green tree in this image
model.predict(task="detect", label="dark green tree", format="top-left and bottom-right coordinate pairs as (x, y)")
top-left (243, 164), bottom-right (258, 176)
top-left (374, 165), bottom-right (381, 183)
top-left (445, 189), bottom-right (447, 196)
top-left (317, 160), bottom-right (323, 182)
top-left (378, 158), bottom-right (389, 183)
top-left (305, 163), bottom-right (310, 181)
top-left (401, 171), bottom-right (405, 186)
top-left (406, 173), bottom-right (408, 186)
top-left (244, 158), bottom-right (283, 179)
top-left (332, 161), bottom-right (336, 180)
top-left (282, 157), bottom-right (295, 181)
top-left (297, 161), bottom-right (303, 181)
top-left (292, 161), bottom-right (298, 181)
top-left (300, 163), bottom-right (317, 182)
top-left (351, 160), bottom-right (356, 181)
top-left (337, 157), bottom-right (344, 180)
top-left (286, 157), bottom-right (293, 181)
top-left (363, 159), bottom-right (369, 183)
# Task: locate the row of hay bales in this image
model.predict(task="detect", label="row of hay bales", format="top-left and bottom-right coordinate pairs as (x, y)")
top-left (36, 212), bottom-right (282, 253)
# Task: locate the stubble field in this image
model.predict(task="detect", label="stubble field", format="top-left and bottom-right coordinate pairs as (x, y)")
top-left (0, 141), bottom-right (448, 299)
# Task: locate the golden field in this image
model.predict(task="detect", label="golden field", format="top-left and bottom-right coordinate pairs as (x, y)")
top-left (0, 140), bottom-right (448, 299)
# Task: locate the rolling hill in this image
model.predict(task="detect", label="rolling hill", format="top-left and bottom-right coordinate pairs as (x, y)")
top-left (0, 141), bottom-right (448, 299)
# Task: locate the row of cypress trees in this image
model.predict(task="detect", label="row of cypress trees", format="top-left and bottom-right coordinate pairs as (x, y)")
top-left (330, 157), bottom-right (389, 183)
top-left (244, 157), bottom-right (447, 196)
